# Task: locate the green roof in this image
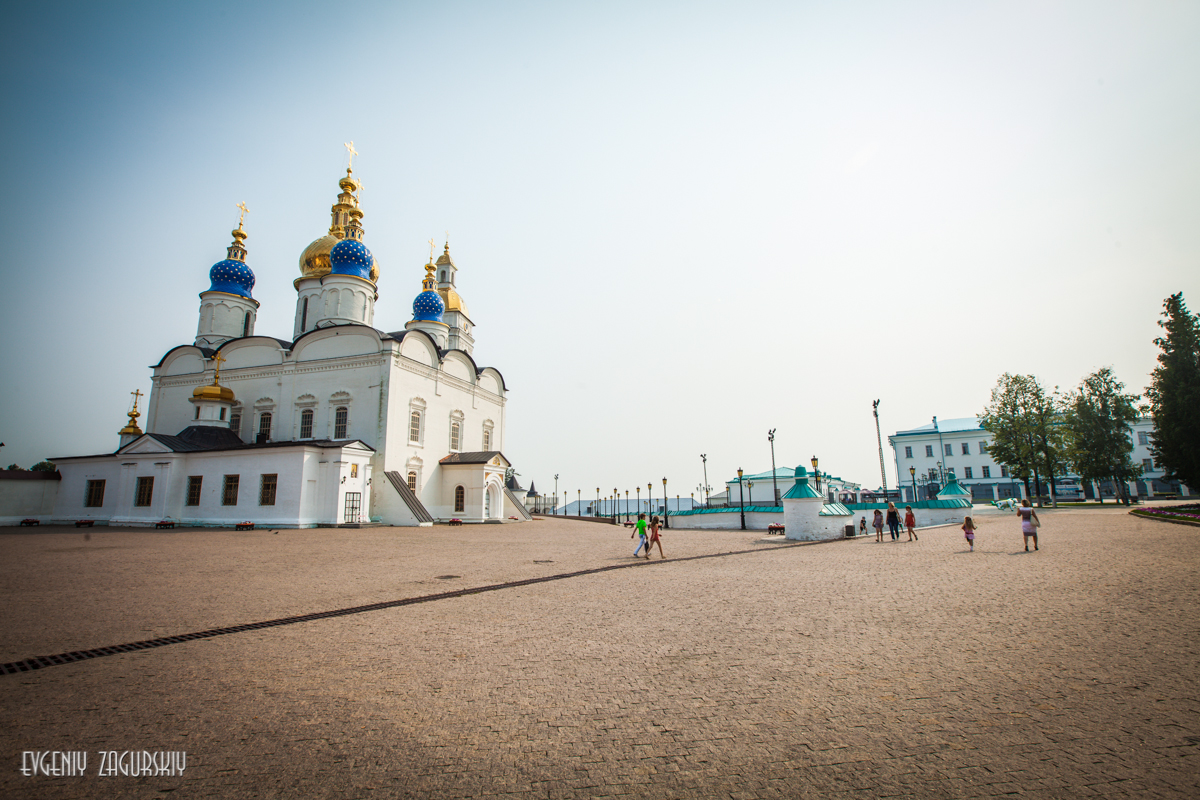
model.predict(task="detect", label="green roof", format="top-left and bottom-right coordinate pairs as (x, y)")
top-left (782, 479), bottom-right (822, 499)
top-left (937, 476), bottom-right (972, 498)
top-left (819, 503), bottom-right (853, 516)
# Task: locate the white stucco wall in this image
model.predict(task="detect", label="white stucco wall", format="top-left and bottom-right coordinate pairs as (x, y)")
top-left (0, 477), bottom-right (61, 524)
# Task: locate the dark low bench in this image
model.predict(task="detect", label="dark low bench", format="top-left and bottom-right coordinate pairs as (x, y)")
top-left (75, 520), bottom-right (95, 528)
top-left (448, 518), bottom-right (463, 526)
top-left (155, 521), bottom-right (175, 529)
top-left (235, 522), bottom-right (255, 531)
top-left (20, 518), bottom-right (39, 526)
top-left (767, 524), bottom-right (785, 535)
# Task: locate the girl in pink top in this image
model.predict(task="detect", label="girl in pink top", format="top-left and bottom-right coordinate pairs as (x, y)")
top-left (1017, 499), bottom-right (1040, 551)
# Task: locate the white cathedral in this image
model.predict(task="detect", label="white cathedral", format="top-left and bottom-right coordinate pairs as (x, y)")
top-left (51, 163), bottom-right (529, 528)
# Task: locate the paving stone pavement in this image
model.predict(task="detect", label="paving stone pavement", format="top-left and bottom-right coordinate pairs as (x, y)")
top-left (1, 507), bottom-right (1198, 798)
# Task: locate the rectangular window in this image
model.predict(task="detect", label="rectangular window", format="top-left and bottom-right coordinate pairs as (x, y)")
top-left (258, 413), bottom-right (272, 442)
top-left (134, 476), bottom-right (154, 507)
top-left (945, 444), bottom-right (953, 457)
top-left (980, 441), bottom-right (988, 454)
top-left (334, 407), bottom-right (348, 439)
top-left (483, 429), bottom-right (491, 449)
top-left (925, 445), bottom-right (933, 457)
top-left (1138, 431), bottom-right (1149, 445)
top-left (299, 409), bottom-right (313, 439)
top-left (904, 446), bottom-right (912, 458)
top-left (1143, 458), bottom-right (1154, 471)
top-left (963, 467), bottom-right (973, 479)
top-left (409, 411), bottom-right (421, 443)
top-left (186, 476), bottom-right (202, 506)
top-left (450, 421), bottom-right (461, 451)
top-left (961, 442), bottom-right (970, 455)
top-left (982, 466), bottom-right (991, 479)
top-left (84, 479), bottom-right (106, 508)
top-left (259, 474), bottom-right (277, 506)
top-left (230, 411), bottom-right (241, 437)
top-left (1001, 466), bottom-right (1009, 478)
top-left (222, 475), bottom-right (240, 506)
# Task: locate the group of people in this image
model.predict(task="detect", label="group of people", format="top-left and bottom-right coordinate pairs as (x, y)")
top-left (863, 503), bottom-right (920, 542)
top-left (631, 513), bottom-right (665, 559)
top-left (860, 499), bottom-right (1042, 552)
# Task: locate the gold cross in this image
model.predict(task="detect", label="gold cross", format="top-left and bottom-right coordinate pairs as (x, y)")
top-left (236, 201), bottom-right (249, 227)
top-left (130, 389), bottom-right (143, 411)
top-left (344, 141), bottom-right (358, 170)
top-left (428, 238), bottom-right (436, 261)
top-left (211, 352), bottom-right (227, 383)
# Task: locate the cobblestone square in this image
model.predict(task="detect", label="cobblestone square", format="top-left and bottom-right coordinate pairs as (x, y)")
top-left (1, 507), bottom-right (1198, 798)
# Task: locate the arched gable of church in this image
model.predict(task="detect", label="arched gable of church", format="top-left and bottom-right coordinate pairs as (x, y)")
top-left (217, 337), bottom-right (292, 370)
top-left (477, 367), bottom-right (506, 396)
top-left (292, 325), bottom-right (384, 362)
top-left (397, 330), bottom-right (438, 367)
top-left (441, 351), bottom-right (476, 384)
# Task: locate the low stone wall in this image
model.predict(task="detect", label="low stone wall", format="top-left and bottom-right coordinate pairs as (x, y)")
top-left (0, 472), bottom-right (61, 525)
top-left (666, 510), bottom-right (781, 530)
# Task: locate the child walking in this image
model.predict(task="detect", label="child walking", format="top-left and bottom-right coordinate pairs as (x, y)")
top-left (647, 515), bottom-right (665, 559)
top-left (631, 513), bottom-right (649, 558)
top-left (904, 506), bottom-right (918, 541)
top-left (962, 516), bottom-right (977, 551)
top-left (873, 509), bottom-right (884, 542)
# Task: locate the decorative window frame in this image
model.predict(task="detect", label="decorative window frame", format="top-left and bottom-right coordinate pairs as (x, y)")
top-left (405, 456), bottom-right (423, 492)
top-left (449, 410), bottom-right (465, 453)
top-left (454, 484), bottom-right (466, 513)
top-left (328, 392), bottom-right (352, 440)
top-left (295, 394), bottom-right (318, 440)
top-left (408, 397), bottom-right (427, 447)
top-left (253, 398), bottom-right (276, 442)
top-left (482, 419), bottom-right (495, 451)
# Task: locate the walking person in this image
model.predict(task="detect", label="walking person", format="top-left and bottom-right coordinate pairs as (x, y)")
top-left (885, 502), bottom-right (901, 541)
top-left (904, 505), bottom-right (918, 541)
top-left (647, 515), bottom-right (665, 559)
top-left (1017, 499), bottom-right (1040, 551)
top-left (631, 513), bottom-right (649, 558)
top-left (962, 516), bottom-right (977, 551)
top-left (859, 516), bottom-right (868, 537)
top-left (873, 509), bottom-right (885, 542)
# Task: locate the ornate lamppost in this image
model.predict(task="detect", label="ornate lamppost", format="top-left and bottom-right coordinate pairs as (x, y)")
top-left (625, 490), bottom-right (630, 522)
top-left (700, 454), bottom-right (709, 507)
top-left (595, 488), bottom-right (600, 518)
top-left (662, 477), bottom-right (669, 528)
top-left (737, 468), bottom-right (746, 530)
top-left (909, 465), bottom-right (916, 504)
top-left (811, 456), bottom-right (821, 496)
top-left (647, 483), bottom-right (653, 518)
top-left (577, 489), bottom-right (581, 517)
top-left (636, 486), bottom-right (641, 517)
top-left (768, 429), bottom-right (779, 506)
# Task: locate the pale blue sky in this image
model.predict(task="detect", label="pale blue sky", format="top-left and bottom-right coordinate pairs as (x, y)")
top-left (1, 1), bottom-right (1197, 499)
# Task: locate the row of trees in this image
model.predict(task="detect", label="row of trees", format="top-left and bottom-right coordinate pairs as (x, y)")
top-left (980, 293), bottom-right (1199, 507)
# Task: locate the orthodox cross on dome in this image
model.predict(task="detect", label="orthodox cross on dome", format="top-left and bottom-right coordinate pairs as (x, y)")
top-left (344, 141), bottom-right (358, 171)
top-left (236, 201), bottom-right (249, 228)
top-left (129, 388), bottom-right (143, 412)
top-left (211, 352), bottom-right (227, 383)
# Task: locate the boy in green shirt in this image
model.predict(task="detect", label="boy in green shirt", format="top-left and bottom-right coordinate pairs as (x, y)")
top-left (631, 513), bottom-right (649, 558)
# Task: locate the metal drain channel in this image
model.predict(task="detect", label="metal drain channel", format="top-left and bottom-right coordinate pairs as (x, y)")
top-left (1, 541), bottom-right (810, 676)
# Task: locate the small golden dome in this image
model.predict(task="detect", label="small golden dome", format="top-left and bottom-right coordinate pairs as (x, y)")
top-left (369, 254), bottom-right (379, 283)
top-left (193, 383), bottom-right (236, 403)
top-left (300, 234), bottom-right (339, 278)
top-left (438, 287), bottom-right (470, 318)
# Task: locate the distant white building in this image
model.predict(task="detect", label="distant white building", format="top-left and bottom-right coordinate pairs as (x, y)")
top-left (723, 466), bottom-right (860, 506)
top-left (889, 416), bottom-right (1192, 502)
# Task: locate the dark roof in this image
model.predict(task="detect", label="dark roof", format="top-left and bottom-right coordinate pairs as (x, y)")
top-left (176, 426), bottom-right (246, 449)
top-left (505, 475), bottom-right (523, 491)
top-left (526, 480), bottom-right (537, 496)
top-left (0, 469), bottom-right (61, 481)
top-left (439, 450), bottom-right (506, 465)
top-left (49, 433), bottom-right (378, 460)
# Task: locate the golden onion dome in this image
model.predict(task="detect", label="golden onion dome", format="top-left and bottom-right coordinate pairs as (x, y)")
top-left (369, 254), bottom-right (379, 283)
top-left (438, 287), bottom-right (470, 318)
top-left (193, 383), bottom-right (236, 403)
top-left (300, 234), bottom-right (339, 279)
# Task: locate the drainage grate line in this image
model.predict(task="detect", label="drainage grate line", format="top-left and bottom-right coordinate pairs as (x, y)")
top-left (1, 540), bottom-right (812, 676)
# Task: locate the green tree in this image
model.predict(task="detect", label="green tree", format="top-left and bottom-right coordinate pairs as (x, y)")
top-left (5, 463), bottom-right (25, 471)
top-left (980, 373), bottom-right (1040, 502)
top-left (1065, 368), bottom-right (1141, 505)
top-left (1146, 292), bottom-right (1200, 491)
top-left (30, 460), bottom-right (57, 472)
top-left (1027, 379), bottom-right (1068, 508)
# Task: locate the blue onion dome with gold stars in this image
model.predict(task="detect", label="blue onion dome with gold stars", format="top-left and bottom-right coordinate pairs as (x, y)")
top-left (412, 260), bottom-right (445, 321)
top-left (330, 238), bottom-right (373, 279)
top-left (207, 224), bottom-right (254, 298)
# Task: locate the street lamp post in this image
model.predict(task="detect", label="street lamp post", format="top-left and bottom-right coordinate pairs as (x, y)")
top-left (647, 483), bottom-right (653, 519)
top-left (909, 465), bottom-right (917, 504)
top-left (768, 429), bottom-right (779, 506)
top-left (636, 486), bottom-right (641, 517)
top-left (662, 478), bottom-right (669, 528)
top-left (811, 456), bottom-right (821, 496)
top-left (554, 474), bottom-right (559, 514)
top-left (933, 416), bottom-right (946, 486)
top-left (596, 488), bottom-right (600, 518)
top-left (577, 489), bottom-right (581, 517)
top-left (700, 454), bottom-right (709, 508)
top-left (625, 490), bottom-right (630, 522)
top-left (737, 468), bottom-right (746, 530)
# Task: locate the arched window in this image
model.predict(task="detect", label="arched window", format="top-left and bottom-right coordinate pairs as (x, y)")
top-left (482, 426), bottom-right (491, 450)
top-left (230, 407), bottom-right (242, 437)
top-left (299, 408), bottom-right (313, 439)
top-left (258, 412), bottom-right (272, 441)
top-left (300, 297), bottom-right (309, 332)
top-left (440, 270), bottom-right (446, 282)
top-left (409, 410), bottom-right (421, 443)
top-left (407, 471), bottom-right (417, 491)
top-left (334, 406), bottom-right (348, 439)
top-left (242, 312), bottom-right (250, 337)
top-left (454, 485), bottom-right (465, 513)
top-left (450, 421), bottom-right (461, 451)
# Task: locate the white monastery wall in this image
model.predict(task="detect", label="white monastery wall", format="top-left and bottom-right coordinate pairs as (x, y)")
top-left (0, 478), bottom-right (61, 525)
